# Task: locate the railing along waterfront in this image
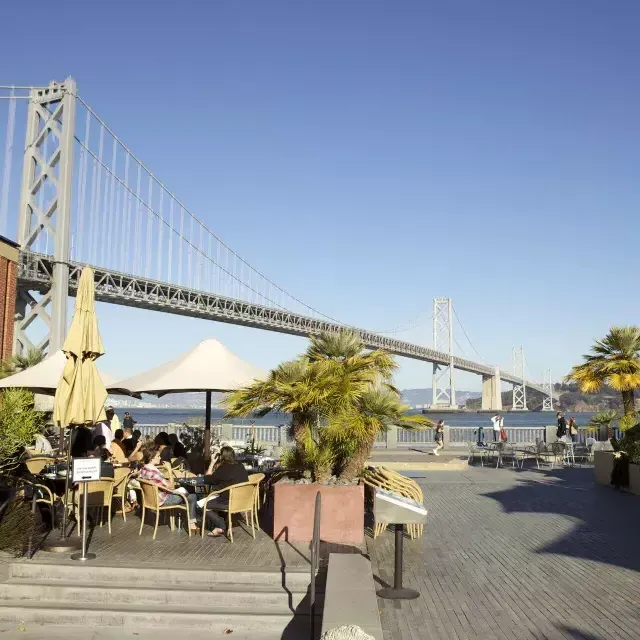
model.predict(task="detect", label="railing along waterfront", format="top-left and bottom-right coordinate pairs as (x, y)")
top-left (448, 426), bottom-right (546, 446)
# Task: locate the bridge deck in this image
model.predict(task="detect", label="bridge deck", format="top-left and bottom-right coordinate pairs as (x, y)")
top-left (18, 252), bottom-right (546, 393)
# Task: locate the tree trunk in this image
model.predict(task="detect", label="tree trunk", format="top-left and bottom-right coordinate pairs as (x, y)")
top-left (339, 433), bottom-right (376, 482)
top-left (621, 389), bottom-right (636, 416)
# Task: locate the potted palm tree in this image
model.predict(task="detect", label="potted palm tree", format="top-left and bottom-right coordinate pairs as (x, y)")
top-left (566, 326), bottom-right (640, 433)
top-left (224, 330), bottom-right (430, 543)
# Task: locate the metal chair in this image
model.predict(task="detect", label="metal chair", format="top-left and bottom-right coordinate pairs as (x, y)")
top-left (137, 479), bottom-right (191, 540)
top-left (201, 481), bottom-right (256, 542)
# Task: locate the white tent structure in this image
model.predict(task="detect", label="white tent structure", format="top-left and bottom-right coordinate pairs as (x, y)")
top-left (0, 349), bottom-right (120, 395)
top-left (110, 338), bottom-right (266, 457)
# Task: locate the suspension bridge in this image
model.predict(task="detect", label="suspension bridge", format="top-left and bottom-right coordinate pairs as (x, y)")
top-left (0, 78), bottom-right (553, 411)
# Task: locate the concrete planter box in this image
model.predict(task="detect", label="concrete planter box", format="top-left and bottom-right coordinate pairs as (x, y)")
top-left (629, 463), bottom-right (640, 496)
top-left (594, 451), bottom-right (615, 486)
top-left (273, 483), bottom-right (364, 544)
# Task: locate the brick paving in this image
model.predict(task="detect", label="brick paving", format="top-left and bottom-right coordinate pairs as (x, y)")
top-left (367, 466), bottom-right (640, 640)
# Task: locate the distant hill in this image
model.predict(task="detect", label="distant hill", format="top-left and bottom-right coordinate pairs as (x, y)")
top-left (465, 383), bottom-right (627, 413)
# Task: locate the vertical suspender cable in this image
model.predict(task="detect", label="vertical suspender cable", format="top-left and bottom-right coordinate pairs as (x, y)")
top-left (121, 152), bottom-right (130, 271)
top-left (216, 240), bottom-right (221, 295)
top-left (133, 164), bottom-right (142, 275)
top-left (76, 111), bottom-right (91, 263)
top-left (0, 88), bottom-right (16, 237)
top-left (207, 233), bottom-right (212, 292)
top-left (92, 125), bottom-right (105, 265)
top-left (156, 189), bottom-right (164, 281)
top-left (167, 198), bottom-right (174, 283)
top-left (178, 206), bottom-right (184, 286)
top-left (98, 128), bottom-right (110, 265)
top-left (187, 215), bottom-right (193, 286)
top-left (105, 138), bottom-right (117, 268)
top-left (145, 175), bottom-right (153, 277)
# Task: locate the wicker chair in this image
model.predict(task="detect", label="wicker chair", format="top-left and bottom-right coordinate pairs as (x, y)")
top-left (201, 481), bottom-right (255, 543)
top-left (137, 479), bottom-right (191, 540)
top-left (248, 473), bottom-right (265, 526)
top-left (112, 467), bottom-right (131, 521)
top-left (362, 466), bottom-right (425, 539)
top-left (73, 478), bottom-right (115, 536)
top-left (24, 457), bottom-right (53, 475)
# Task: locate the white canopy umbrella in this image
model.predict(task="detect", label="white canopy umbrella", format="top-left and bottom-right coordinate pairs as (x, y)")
top-left (0, 349), bottom-right (120, 395)
top-left (110, 338), bottom-right (266, 457)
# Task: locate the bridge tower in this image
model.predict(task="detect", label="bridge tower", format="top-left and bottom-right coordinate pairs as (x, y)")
top-left (15, 79), bottom-right (76, 355)
top-left (542, 369), bottom-right (554, 411)
top-left (431, 297), bottom-right (456, 408)
top-left (511, 346), bottom-right (527, 410)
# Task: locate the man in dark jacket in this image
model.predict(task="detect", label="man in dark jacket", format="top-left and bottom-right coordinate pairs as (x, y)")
top-left (203, 446), bottom-right (249, 536)
top-left (556, 412), bottom-right (567, 439)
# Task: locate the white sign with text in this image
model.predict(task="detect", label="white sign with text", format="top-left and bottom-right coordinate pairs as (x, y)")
top-left (72, 457), bottom-right (101, 482)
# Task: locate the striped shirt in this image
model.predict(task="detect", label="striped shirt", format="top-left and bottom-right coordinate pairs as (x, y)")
top-left (139, 464), bottom-right (171, 505)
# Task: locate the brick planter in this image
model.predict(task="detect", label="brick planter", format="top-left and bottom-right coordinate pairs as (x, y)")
top-left (629, 463), bottom-right (640, 496)
top-left (272, 483), bottom-right (364, 544)
top-left (594, 451), bottom-right (614, 486)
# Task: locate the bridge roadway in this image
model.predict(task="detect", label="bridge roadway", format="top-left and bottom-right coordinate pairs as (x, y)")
top-left (18, 252), bottom-right (547, 395)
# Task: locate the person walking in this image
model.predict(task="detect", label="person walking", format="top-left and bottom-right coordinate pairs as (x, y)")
top-left (491, 414), bottom-right (502, 442)
top-left (556, 412), bottom-right (567, 439)
top-left (123, 412), bottom-right (137, 430)
top-left (433, 420), bottom-right (445, 455)
top-left (568, 417), bottom-right (578, 443)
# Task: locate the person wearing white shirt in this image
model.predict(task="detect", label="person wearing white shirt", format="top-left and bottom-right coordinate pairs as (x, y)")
top-left (491, 414), bottom-right (502, 442)
top-left (93, 406), bottom-right (118, 451)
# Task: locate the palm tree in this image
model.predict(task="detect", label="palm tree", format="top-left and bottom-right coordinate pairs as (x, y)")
top-left (0, 348), bottom-right (45, 380)
top-left (588, 409), bottom-right (618, 441)
top-left (224, 330), bottom-right (431, 482)
top-left (11, 348), bottom-right (45, 373)
top-left (566, 326), bottom-right (640, 430)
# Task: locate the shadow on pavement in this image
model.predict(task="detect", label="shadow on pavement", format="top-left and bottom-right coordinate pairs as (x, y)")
top-left (482, 467), bottom-right (640, 571)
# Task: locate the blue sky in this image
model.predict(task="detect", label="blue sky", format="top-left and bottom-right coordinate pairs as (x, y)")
top-left (2, 1), bottom-right (639, 390)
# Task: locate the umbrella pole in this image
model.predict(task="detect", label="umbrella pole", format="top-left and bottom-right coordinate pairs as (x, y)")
top-left (40, 426), bottom-right (80, 552)
top-left (204, 391), bottom-right (212, 463)
top-left (60, 426), bottom-right (73, 539)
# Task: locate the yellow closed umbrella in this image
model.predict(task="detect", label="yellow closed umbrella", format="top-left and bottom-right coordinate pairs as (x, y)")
top-left (52, 267), bottom-right (107, 545)
top-left (53, 267), bottom-right (107, 427)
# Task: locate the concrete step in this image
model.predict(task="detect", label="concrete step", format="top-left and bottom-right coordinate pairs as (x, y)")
top-left (0, 601), bottom-right (318, 635)
top-left (0, 578), bottom-right (323, 611)
top-left (9, 561), bottom-right (316, 590)
top-left (0, 624), bottom-right (311, 640)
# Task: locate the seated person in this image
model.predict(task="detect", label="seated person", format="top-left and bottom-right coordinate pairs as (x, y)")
top-left (154, 432), bottom-right (174, 463)
top-left (168, 433), bottom-right (187, 459)
top-left (111, 429), bottom-right (128, 463)
top-left (70, 425), bottom-right (94, 458)
top-left (138, 443), bottom-right (198, 534)
top-left (88, 435), bottom-right (115, 478)
top-left (203, 446), bottom-right (249, 537)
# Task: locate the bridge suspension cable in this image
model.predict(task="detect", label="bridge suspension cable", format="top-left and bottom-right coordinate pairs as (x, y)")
top-left (452, 305), bottom-right (487, 364)
top-left (65, 93), bottom-right (341, 321)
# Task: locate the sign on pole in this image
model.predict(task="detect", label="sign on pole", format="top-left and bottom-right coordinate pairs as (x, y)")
top-left (72, 458), bottom-right (101, 483)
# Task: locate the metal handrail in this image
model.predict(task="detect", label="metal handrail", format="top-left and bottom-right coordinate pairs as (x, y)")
top-left (309, 491), bottom-right (321, 640)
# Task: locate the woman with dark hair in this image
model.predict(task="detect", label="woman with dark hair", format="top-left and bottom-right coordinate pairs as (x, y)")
top-left (154, 432), bottom-right (173, 463)
top-left (89, 435), bottom-right (114, 478)
top-left (138, 443), bottom-right (198, 533)
top-left (203, 446), bottom-right (249, 537)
